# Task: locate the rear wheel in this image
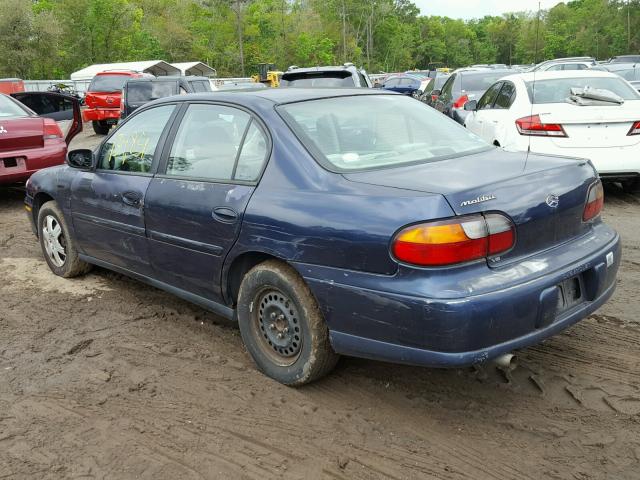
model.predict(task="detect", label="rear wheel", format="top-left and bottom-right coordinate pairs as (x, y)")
top-left (92, 120), bottom-right (110, 135)
top-left (237, 260), bottom-right (339, 386)
top-left (37, 201), bottom-right (92, 278)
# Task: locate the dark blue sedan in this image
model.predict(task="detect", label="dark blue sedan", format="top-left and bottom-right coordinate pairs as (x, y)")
top-left (24, 89), bottom-right (620, 385)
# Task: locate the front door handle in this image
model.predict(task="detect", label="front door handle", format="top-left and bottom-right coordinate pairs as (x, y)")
top-left (212, 207), bottom-right (239, 223)
top-left (121, 191), bottom-right (142, 207)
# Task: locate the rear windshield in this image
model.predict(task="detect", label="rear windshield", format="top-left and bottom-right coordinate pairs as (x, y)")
top-left (526, 77), bottom-right (640, 103)
top-left (189, 80), bottom-right (212, 92)
top-left (127, 81), bottom-right (177, 104)
top-left (89, 74), bottom-right (131, 93)
top-left (606, 67), bottom-right (640, 81)
top-left (279, 95), bottom-right (489, 172)
top-left (461, 72), bottom-right (511, 92)
top-left (281, 72), bottom-right (356, 88)
top-left (0, 95), bottom-right (29, 118)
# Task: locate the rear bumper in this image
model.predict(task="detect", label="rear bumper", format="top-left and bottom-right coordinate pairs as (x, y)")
top-left (528, 139), bottom-right (640, 178)
top-left (0, 141), bottom-right (66, 185)
top-left (295, 224), bottom-right (620, 368)
top-left (82, 108), bottom-right (120, 123)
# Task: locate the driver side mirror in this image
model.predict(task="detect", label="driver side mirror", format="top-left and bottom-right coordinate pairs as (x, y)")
top-left (464, 100), bottom-right (478, 111)
top-left (67, 149), bottom-right (94, 170)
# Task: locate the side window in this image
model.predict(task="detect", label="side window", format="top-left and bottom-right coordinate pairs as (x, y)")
top-left (385, 78), bottom-right (399, 88)
top-left (439, 75), bottom-right (455, 99)
top-left (477, 82), bottom-right (503, 110)
top-left (97, 105), bottom-right (175, 173)
top-left (234, 122), bottom-right (269, 181)
top-left (166, 104), bottom-right (266, 182)
top-left (547, 64), bottom-right (563, 71)
top-left (493, 82), bottom-right (516, 109)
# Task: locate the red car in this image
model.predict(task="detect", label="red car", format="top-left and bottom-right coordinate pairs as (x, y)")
top-left (0, 92), bottom-right (82, 185)
top-left (83, 70), bottom-right (151, 135)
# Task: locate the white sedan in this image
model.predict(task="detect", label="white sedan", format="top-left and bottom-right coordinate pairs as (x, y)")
top-left (464, 70), bottom-right (640, 192)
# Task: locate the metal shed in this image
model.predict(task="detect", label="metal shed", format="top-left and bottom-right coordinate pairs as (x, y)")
top-left (70, 61), bottom-right (181, 81)
top-left (171, 62), bottom-right (217, 77)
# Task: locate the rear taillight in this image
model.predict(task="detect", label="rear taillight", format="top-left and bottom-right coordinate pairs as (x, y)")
top-left (391, 213), bottom-right (515, 267)
top-left (583, 180), bottom-right (604, 222)
top-left (627, 121), bottom-right (640, 136)
top-left (516, 114), bottom-right (567, 137)
top-left (43, 119), bottom-right (63, 140)
top-left (453, 94), bottom-right (469, 109)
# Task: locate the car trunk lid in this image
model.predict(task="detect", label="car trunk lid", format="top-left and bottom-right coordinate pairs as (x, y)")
top-left (0, 117), bottom-right (44, 152)
top-left (536, 101), bottom-right (640, 149)
top-left (343, 150), bottom-right (596, 267)
top-left (85, 91), bottom-right (121, 110)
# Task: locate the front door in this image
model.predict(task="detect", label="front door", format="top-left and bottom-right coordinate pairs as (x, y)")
top-left (70, 104), bottom-right (177, 275)
top-left (145, 103), bottom-right (270, 301)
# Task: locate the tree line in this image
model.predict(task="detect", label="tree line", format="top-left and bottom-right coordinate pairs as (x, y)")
top-left (0, 0), bottom-right (638, 80)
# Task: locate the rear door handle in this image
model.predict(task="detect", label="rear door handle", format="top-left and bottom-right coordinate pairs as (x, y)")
top-left (212, 207), bottom-right (239, 223)
top-left (121, 191), bottom-right (142, 207)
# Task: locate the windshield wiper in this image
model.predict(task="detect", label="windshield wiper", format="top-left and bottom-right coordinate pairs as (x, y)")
top-left (567, 86), bottom-right (624, 106)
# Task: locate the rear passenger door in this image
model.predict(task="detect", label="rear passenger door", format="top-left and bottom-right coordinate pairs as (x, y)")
top-left (144, 102), bottom-right (270, 302)
top-left (478, 81), bottom-right (516, 144)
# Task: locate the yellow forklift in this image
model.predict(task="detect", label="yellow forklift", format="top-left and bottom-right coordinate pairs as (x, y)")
top-left (252, 63), bottom-right (283, 88)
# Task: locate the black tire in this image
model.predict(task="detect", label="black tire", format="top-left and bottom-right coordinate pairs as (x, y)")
top-left (237, 260), bottom-right (339, 386)
top-left (37, 201), bottom-right (92, 278)
top-left (92, 120), bottom-right (110, 135)
top-left (622, 178), bottom-right (640, 194)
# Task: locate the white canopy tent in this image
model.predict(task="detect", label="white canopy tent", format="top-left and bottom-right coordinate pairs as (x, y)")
top-left (171, 62), bottom-right (217, 78)
top-left (70, 61), bottom-right (181, 81)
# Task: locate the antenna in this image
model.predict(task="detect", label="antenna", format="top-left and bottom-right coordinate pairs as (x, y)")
top-left (526, 1), bottom-right (542, 167)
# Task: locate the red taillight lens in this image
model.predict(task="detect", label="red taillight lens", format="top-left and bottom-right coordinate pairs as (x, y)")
top-left (627, 121), bottom-right (640, 136)
top-left (453, 94), bottom-right (469, 109)
top-left (391, 214), bottom-right (515, 267)
top-left (516, 114), bottom-right (567, 137)
top-left (43, 119), bottom-right (63, 140)
top-left (583, 180), bottom-right (604, 221)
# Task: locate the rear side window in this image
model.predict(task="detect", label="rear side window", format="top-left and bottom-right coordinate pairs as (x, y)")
top-left (526, 77), bottom-right (640, 103)
top-left (98, 105), bottom-right (175, 173)
top-left (477, 82), bottom-right (502, 110)
top-left (89, 74), bottom-right (131, 93)
top-left (127, 82), bottom-right (176, 104)
top-left (493, 82), bottom-right (516, 109)
top-left (166, 104), bottom-right (268, 182)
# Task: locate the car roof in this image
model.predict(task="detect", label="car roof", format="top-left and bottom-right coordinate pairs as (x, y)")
top-left (127, 76), bottom-right (209, 83)
top-left (149, 88), bottom-right (393, 107)
top-left (506, 70), bottom-right (619, 82)
top-left (283, 66), bottom-right (358, 74)
top-left (604, 62), bottom-right (639, 70)
top-left (457, 69), bottom-right (512, 77)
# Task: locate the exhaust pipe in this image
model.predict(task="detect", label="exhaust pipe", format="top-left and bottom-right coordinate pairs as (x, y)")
top-left (493, 353), bottom-right (517, 371)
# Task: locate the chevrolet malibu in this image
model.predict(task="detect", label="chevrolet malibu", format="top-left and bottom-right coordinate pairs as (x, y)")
top-left (24, 89), bottom-right (620, 385)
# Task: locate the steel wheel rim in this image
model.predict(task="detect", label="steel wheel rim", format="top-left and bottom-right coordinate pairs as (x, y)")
top-left (253, 288), bottom-right (302, 366)
top-left (42, 215), bottom-right (66, 267)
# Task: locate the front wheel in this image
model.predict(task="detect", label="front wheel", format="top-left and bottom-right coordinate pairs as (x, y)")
top-left (37, 201), bottom-right (92, 278)
top-left (237, 260), bottom-right (339, 386)
top-left (92, 120), bottom-right (111, 135)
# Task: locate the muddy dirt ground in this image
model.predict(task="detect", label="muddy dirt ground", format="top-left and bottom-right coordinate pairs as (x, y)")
top-left (1, 129), bottom-right (640, 479)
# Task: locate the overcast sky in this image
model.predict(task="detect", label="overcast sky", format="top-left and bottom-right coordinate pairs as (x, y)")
top-left (414, 0), bottom-right (564, 20)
